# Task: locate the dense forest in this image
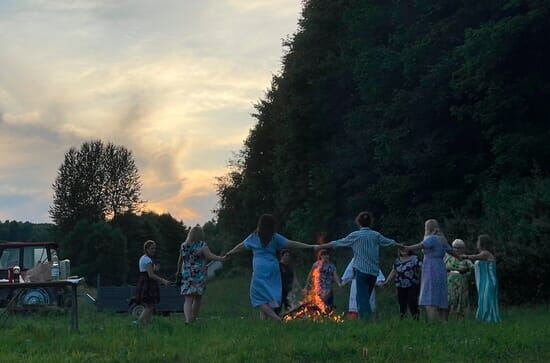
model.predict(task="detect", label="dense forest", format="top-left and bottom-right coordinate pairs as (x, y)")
top-left (0, 220), bottom-right (54, 242)
top-left (215, 0), bottom-right (550, 303)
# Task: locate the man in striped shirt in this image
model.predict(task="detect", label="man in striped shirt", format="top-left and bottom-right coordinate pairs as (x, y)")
top-left (317, 211), bottom-right (401, 319)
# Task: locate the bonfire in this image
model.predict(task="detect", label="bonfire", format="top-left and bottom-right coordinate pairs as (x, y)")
top-left (283, 262), bottom-right (344, 323)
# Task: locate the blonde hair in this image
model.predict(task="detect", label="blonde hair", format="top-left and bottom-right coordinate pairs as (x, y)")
top-left (143, 240), bottom-right (156, 254)
top-left (185, 226), bottom-right (204, 245)
top-left (424, 219), bottom-right (448, 243)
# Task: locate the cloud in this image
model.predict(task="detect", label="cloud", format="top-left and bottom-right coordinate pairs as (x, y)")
top-left (0, 0), bottom-right (301, 225)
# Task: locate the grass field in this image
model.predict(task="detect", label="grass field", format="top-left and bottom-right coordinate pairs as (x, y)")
top-left (1, 275), bottom-right (549, 362)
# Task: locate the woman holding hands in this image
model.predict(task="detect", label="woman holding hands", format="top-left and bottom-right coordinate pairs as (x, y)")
top-left (462, 234), bottom-right (501, 323)
top-left (225, 214), bottom-right (315, 321)
top-left (177, 226), bottom-right (226, 324)
top-left (402, 219), bottom-right (460, 321)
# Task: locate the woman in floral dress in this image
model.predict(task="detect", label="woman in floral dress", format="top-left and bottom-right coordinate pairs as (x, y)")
top-left (177, 226), bottom-right (225, 324)
top-left (444, 239), bottom-right (473, 319)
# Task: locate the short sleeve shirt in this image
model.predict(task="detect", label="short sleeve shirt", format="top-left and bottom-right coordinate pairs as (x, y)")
top-left (394, 256), bottom-right (422, 288)
top-left (139, 255), bottom-right (153, 272)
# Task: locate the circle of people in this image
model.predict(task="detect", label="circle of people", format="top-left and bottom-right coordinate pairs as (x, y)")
top-left (133, 211), bottom-right (500, 325)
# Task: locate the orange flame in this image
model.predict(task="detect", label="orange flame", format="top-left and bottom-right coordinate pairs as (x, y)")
top-left (283, 263), bottom-right (344, 323)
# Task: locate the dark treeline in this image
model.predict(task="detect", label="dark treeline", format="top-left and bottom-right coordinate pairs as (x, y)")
top-left (0, 220), bottom-right (55, 242)
top-left (1, 215), bottom-right (226, 287)
top-left (215, 0), bottom-right (550, 303)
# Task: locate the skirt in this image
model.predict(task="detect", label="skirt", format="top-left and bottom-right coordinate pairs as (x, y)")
top-left (136, 271), bottom-right (160, 305)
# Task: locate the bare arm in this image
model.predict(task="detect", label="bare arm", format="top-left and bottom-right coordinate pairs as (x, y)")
top-left (463, 250), bottom-right (493, 261)
top-left (446, 249), bottom-right (462, 260)
top-left (383, 268), bottom-right (396, 287)
top-left (286, 240), bottom-right (315, 249)
top-left (176, 253), bottom-right (183, 275)
top-left (333, 269), bottom-right (342, 287)
top-left (146, 263), bottom-right (169, 285)
top-left (225, 242), bottom-right (245, 256)
top-left (403, 242), bottom-right (424, 252)
top-left (202, 245), bottom-right (226, 262)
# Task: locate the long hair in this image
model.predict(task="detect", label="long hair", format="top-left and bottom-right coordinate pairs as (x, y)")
top-left (424, 219), bottom-right (448, 244)
top-left (257, 214), bottom-right (276, 247)
top-left (185, 225), bottom-right (204, 245)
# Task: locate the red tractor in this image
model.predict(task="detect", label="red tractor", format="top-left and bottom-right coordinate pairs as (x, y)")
top-left (0, 242), bottom-right (70, 308)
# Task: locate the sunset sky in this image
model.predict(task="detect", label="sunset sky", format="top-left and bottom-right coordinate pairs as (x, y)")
top-left (0, 0), bottom-right (301, 225)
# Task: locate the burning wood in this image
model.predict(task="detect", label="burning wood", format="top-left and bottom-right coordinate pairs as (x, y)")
top-left (282, 262), bottom-right (344, 323)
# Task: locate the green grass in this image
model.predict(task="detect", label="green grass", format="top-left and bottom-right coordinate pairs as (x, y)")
top-left (1, 275), bottom-right (549, 362)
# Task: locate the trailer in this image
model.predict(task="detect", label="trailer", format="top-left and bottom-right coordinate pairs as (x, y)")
top-left (93, 275), bottom-right (183, 317)
top-left (92, 261), bottom-right (223, 317)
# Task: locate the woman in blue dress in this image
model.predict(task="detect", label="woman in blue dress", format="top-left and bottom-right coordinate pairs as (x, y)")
top-left (403, 219), bottom-right (461, 321)
top-left (462, 234), bottom-right (501, 323)
top-left (225, 214), bottom-right (315, 321)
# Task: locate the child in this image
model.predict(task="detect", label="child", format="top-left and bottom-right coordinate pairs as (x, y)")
top-left (342, 258), bottom-right (385, 319)
top-left (382, 247), bottom-right (422, 319)
top-left (177, 226), bottom-right (225, 324)
top-left (462, 234), bottom-right (500, 323)
top-left (304, 249), bottom-right (342, 308)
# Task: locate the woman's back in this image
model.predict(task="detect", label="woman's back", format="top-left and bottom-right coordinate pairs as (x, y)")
top-left (423, 235), bottom-right (449, 259)
top-left (181, 241), bottom-right (207, 271)
top-left (244, 233), bottom-right (287, 263)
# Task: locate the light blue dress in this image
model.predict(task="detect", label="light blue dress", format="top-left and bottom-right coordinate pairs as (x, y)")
top-left (244, 232), bottom-right (288, 307)
top-left (419, 235), bottom-right (452, 308)
top-left (474, 260), bottom-right (501, 323)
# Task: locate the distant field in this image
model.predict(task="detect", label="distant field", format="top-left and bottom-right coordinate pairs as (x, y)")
top-left (1, 275), bottom-right (549, 362)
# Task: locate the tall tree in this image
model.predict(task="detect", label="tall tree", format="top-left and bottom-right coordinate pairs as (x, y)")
top-left (50, 140), bottom-right (142, 232)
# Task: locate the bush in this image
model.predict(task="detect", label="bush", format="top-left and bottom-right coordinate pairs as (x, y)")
top-left (61, 220), bottom-right (128, 285)
top-left (482, 176), bottom-right (550, 303)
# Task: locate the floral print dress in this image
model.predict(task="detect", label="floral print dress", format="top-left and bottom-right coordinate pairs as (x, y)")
top-left (180, 241), bottom-right (208, 296)
top-left (445, 254), bottom-right (473, 315)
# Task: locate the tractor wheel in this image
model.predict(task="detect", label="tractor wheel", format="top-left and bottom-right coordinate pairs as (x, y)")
top-left (129, 303), bottom-right (145, 318)
top-left (19, 288), bottom-right (51, 306)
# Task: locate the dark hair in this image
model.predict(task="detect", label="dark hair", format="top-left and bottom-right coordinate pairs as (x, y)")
top-left (257, 214), bottom-right (276, 247)
top-left (398, 247), bottom-right (413, 257)
top-left (355, 211), bottom-right (373, 228)
top-left (280, 249), bottom-right (290, 258)
top-left (477, 234), bottom-right (495, 254)
top-left (318, 249), bottom-right (330, 259)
